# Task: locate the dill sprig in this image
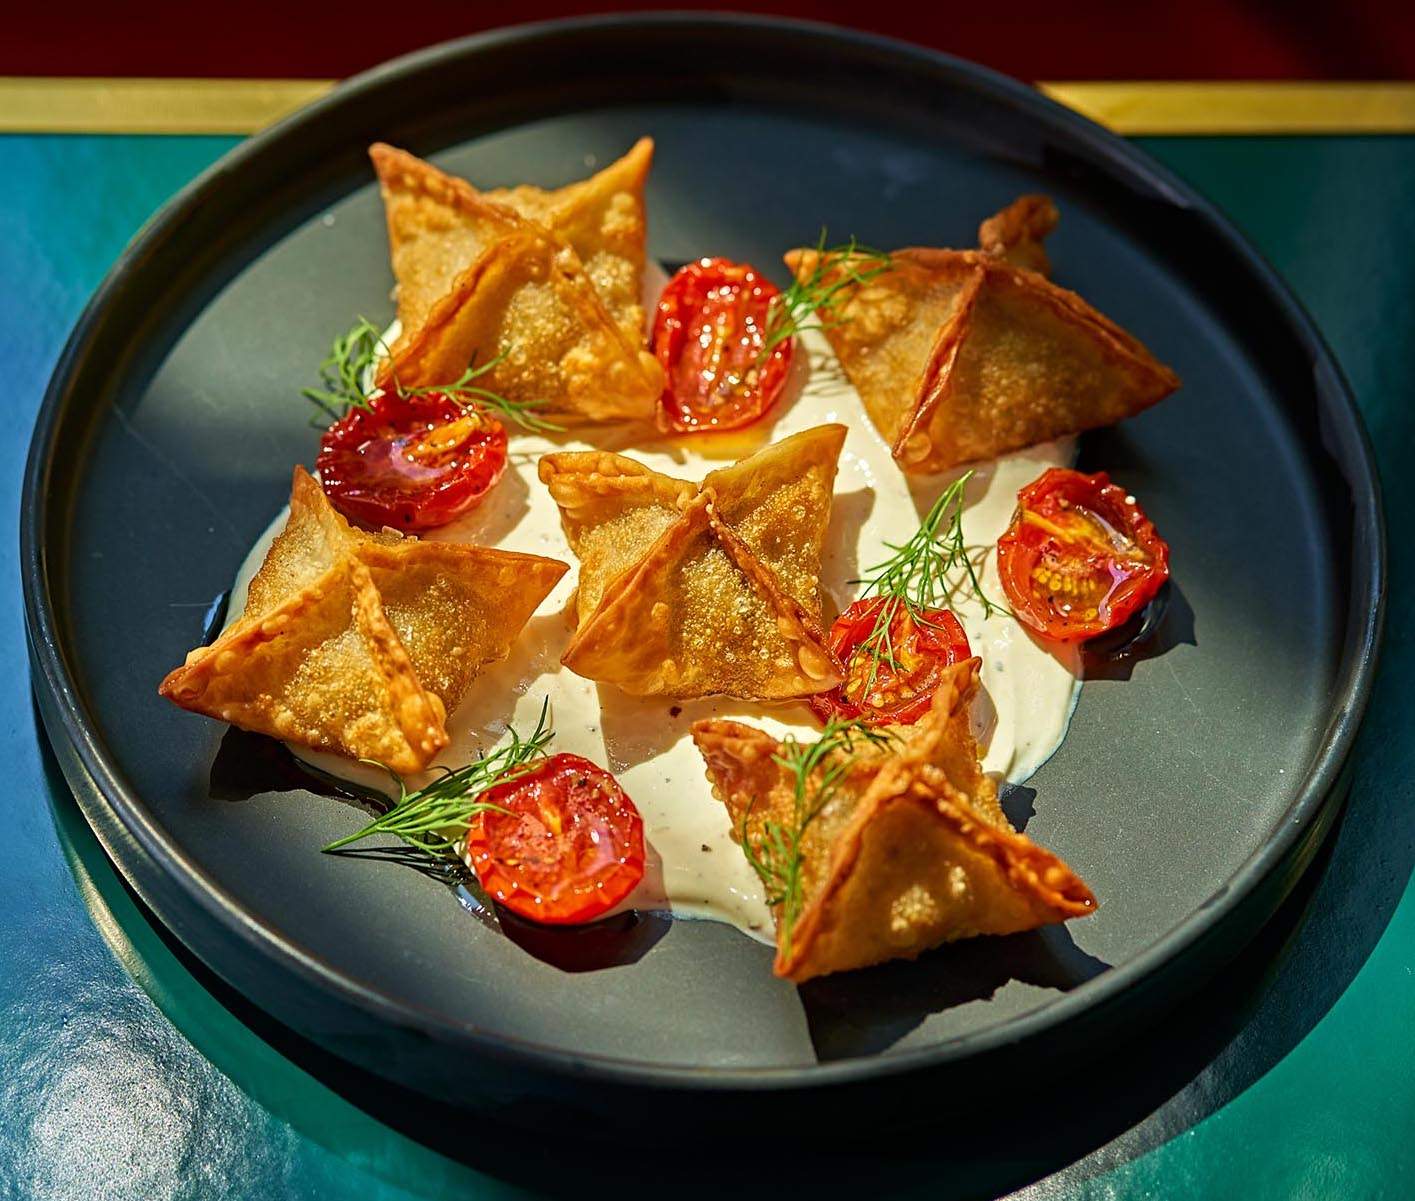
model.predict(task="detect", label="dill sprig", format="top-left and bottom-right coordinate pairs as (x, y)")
top-left (759, 230), bottom-right (892, 361)
top-left (321, 700), bottom-right (554, 858)
top-left (301, 317), bottom-right (385, 424)
top-left (739, 719), bottom-right (893, 961)
top-left (399, 355), bottom-right (563, 434)
top-left (301, 317), bottom-right (562, 433)
top-left (849, 470), bottom-right (1007, 698)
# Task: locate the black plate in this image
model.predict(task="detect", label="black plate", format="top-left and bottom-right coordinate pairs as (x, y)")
top-left (22, 15), bottom-right (1382, 1125)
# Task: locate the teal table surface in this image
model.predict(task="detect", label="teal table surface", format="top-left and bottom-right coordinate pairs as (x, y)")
top-left (3, 130), bottom-right (1413, 1201)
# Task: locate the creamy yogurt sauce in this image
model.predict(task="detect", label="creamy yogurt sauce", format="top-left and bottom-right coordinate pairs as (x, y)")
top-left (230, 268), bottom-right (1080, 941)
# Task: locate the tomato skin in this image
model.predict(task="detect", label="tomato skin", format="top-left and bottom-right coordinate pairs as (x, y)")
top-left (997, 467), bottom-right (1170, 643)
top-left (808, 598), bottom-right (973, 727)
top-left (465, 753), bottom-right (645, 926)
top-left (316, 390), bottom-right (507, 532)
top-left (653, 257), bottom-right (793, 434)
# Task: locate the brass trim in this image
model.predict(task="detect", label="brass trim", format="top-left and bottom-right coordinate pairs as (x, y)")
top-left (1, 77), bottom-right (1412, 136)
top-left (1041, 81), bottom-right (1415, 134)
top-left (0, 77), bottom-right (333, 134)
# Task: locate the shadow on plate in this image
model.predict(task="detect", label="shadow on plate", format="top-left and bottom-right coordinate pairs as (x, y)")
top-left (801, 923), bottom-right (1110, 1061)
top-left (208, 725), bottom-right (667, 973)
top-left (1082, 580), bottom-right (1197, 681)
top-left (209, 726), bottom-right (354, 803)
top-left (999, 781), bottom-right (1038, 831)
top-left (496, 907), bottom-right (671, 973)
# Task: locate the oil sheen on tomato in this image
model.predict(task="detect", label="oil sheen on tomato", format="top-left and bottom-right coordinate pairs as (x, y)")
top-left (810, 599), bottom-right (972, 726)
top-left (653, 257), bottom-right (793, 433)
top-left (997, 467), bottom-right (1169, 641)
top-left (316, 390), bottom-right (508, 531)
top-left (466, 753), bottom-right (645, 925)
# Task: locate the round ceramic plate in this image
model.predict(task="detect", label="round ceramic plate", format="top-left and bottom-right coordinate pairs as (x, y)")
top-left (23, 16), bottom-right (1382, 1125)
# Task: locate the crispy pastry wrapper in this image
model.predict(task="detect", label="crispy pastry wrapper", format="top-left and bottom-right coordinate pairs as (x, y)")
top-left (484, 137), bottom-right (654, 347)
top-left (785, 197), bottom-right (1179, 474)
top-left (692, 659), bottom-right (1096, 982)
top-left (539, 450), bottom-right (694, 622)
top-left (370, 143), bottom-right (662, 425)
top-left (376, 225), bottom-right (662, 424)
top-left (977, 193), bottom-right (1059, 275)
top-left (539, 425), bottom-right (847, 700)
top-left (370, 143), bottom-right (513, 341)
top-left (159, 468), bottom-right (567, 773)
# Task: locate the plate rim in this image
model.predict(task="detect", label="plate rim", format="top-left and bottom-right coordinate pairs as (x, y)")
top-left (21, 12), bottom-right (1387, 1090)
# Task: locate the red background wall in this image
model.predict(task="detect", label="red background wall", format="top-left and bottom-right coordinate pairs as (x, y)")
top-left (9, 1), bottom-right (1414, 81)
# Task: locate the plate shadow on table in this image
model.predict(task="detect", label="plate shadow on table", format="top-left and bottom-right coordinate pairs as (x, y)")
top-left (37, 699), bottom-right (1412, 1201)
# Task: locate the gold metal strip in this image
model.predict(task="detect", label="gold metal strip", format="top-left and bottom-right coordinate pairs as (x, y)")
top-left (1040, 81), bottom-right (1415, 134)
top-left (0, 77), bottom-right (1413, 136)
top-left (0, 77), bottom-right (333, 134)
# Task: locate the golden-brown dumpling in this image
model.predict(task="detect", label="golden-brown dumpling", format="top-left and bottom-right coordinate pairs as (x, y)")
top-left (370, 142), bottom-right (516, 343)
top-left (977, 193), bottom-right (1059, 275)
top-left (377, 224), bottom-right (663, 424)
top-left (785, 198), bottom-right (1179, 474)
top-left (159, 467), bottom-right (567, 773)
top-left (539, 450), bottom-right (693, 622)
top-left (369, 143), bottom-right (662, 424)
top-left (539, 425), bottom-right (848, 700)
top-left (485, 137), bottom-right (654, 347)
top-left (692, 659), bottom-right (1096, 982)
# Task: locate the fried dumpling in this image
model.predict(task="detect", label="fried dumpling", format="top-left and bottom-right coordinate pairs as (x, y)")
top-left (785, 198), bottom-right (1179, 474)
top-left (692, 659), bottom-right (1096, 982)
top-left (539, 425), bottom-right (847, 700)
top-left (370, 143), bottom-right (662, 424)
top-left (977, 193), bottom-right (1059, 275)
top-left (484, 137), bottom-right (654, 347)
top-left (159, 467), bottom-right (567, 773)
top-left (376, 224), bottom-right (663, 424)
top-left (371, 142), bottom-right (515, 342)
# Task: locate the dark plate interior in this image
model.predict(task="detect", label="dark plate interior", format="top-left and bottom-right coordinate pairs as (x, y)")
top-left (23, 16), bottom-right (1380, 1106)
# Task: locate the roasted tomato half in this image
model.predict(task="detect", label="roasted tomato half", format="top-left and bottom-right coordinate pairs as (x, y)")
top-left (465, 753), bottom-right (646, 925)
top-left (996, 467), bottom-right (1170, 642)
top-left (808, 598), bottom-right (973, 727)
top-left (653, 257), bottom-right (793, 433)
top-left (316, 390), bottom-right (507, 531)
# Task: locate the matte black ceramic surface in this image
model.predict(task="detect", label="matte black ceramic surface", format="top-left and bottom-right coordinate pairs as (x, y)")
top-left (23, 16), bottom-right (1381, 1119)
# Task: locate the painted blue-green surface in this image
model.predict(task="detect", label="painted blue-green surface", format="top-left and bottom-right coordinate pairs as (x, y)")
top-left (2, 133), bottom-right (1412, 1200)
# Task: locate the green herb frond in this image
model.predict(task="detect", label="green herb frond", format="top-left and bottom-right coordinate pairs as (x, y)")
top-left (321, 698), bottom-right (554, 858)
top-left (300, 317), bottom-right (386, 425)
top-left (302, 318), bottom-right (561, 432)
top-left (759, 230), bottom-right (892, 362)
top-left (738, 719), bottom-right (894, 960)
top-left (849, 470), bottom-right (1008, 698)
top-left (399, 352), bottom-right (564, 434)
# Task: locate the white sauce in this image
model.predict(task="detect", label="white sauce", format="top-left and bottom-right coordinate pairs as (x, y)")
top-left (230, 266), bottom-right (1080, 940)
